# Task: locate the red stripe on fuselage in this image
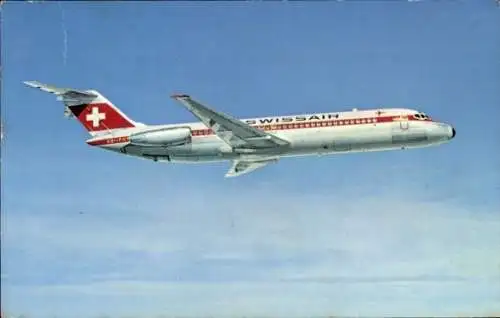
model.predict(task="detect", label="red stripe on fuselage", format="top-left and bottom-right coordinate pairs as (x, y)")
top-left (87, 136), bottom-right (130, 146)
top-left (190, 114), bottom-right (428, 136)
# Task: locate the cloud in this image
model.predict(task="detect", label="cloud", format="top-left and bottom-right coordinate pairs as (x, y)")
top-left (6, 280), bottom-right (500, 318)
top-left (2, 174), bottom-right (499, 317)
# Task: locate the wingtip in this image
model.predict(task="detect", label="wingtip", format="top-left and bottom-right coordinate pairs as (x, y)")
top-left (23, 80), bottom-right (39, 87)
top-left (171, 93), bottom-right (190, 99)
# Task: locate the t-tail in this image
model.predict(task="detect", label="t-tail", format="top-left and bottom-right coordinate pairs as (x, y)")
top-left (23, 81), bottom-right (142, 136)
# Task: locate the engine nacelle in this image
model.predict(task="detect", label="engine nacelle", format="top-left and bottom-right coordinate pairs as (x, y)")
top-left (129, 127), bottom-right (192, 147)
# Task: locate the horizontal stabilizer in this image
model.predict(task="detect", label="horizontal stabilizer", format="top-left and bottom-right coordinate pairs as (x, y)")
top-left (24, 81), bottom-right (98, 99)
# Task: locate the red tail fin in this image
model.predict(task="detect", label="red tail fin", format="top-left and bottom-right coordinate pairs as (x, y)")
top-left (24, 81), bottom-right (141, 135)
top-left (68, 100), bottom-right (136, 133)
top-left (65, 90), bottom-right (138, 135)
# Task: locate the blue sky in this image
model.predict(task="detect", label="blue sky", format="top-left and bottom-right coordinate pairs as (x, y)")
top-left (1, 1), bottom-right (500, 317)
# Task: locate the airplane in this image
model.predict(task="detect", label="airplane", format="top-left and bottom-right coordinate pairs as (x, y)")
top-left (23, 81), bottom-right (456, 177)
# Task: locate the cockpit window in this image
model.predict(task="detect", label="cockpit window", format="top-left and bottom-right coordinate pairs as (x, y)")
top-left (414, 112), bottom-right (429, 120)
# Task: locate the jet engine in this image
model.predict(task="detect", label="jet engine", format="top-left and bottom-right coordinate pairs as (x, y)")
top-left (129, 127), bottom-right (192, 147)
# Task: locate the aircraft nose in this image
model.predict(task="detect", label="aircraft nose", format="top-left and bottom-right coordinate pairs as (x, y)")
top-left (451, 126), bottom-right (456, 139)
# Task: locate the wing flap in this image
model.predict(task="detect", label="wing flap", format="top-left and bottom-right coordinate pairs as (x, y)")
top-left (171, 94), bottom-right (290, 149)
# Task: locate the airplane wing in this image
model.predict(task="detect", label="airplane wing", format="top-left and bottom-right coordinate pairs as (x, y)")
top-left (225, 158), bottom-right (278, 178)
top-left (171, 94), bottom-right (290, 150)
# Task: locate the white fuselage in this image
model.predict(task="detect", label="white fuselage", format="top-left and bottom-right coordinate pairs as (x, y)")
top-left (86, 108), bottom-right (455, 163)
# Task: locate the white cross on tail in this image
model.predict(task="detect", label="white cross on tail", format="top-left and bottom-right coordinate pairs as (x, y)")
top-left (86, 106), bottom-right (106, 127)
